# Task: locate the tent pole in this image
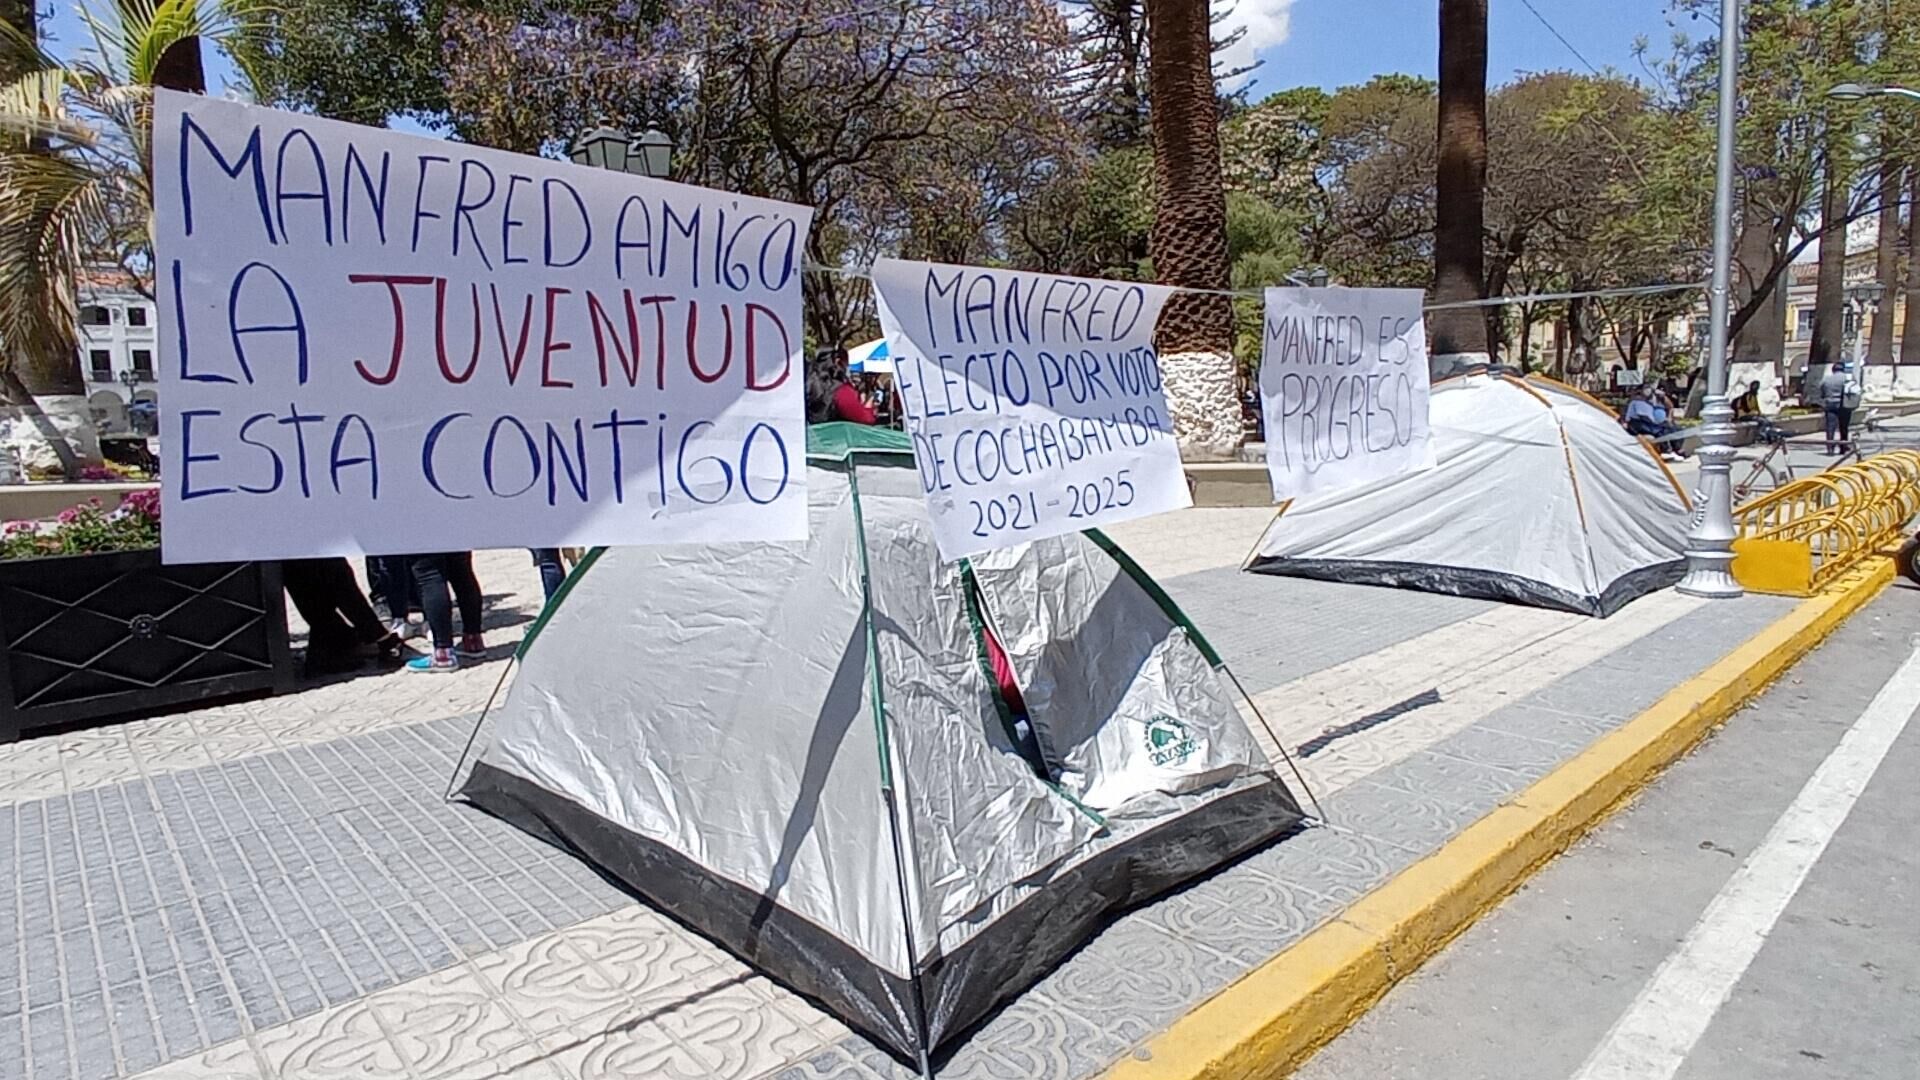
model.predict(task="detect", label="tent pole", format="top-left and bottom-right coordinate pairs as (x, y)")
top-left (443, 658), bottom-right (518, 802)
top-left (846, 463), bottom-right (939, 1078)
top-left (1224, 665), bottom-right (1326, 824)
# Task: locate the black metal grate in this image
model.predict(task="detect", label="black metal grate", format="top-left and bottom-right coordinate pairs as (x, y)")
top-left (0, 550), bottom-right (291, 735)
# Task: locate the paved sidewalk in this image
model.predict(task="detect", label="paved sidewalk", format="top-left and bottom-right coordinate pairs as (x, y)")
top-left (0, 513), bottom-right (1801, 1080)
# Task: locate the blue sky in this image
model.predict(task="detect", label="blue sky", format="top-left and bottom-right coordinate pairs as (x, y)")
top-left (43, 0), bottom-right (1697, 109)
top-left (1235, 0), bottom-right (1692, 96)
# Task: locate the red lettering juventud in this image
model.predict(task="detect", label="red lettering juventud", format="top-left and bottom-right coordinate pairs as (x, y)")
top-left (435, 278), bottom-right (481, 383)
top-left (348, 273), bottom-right (434, 385)
top-left (489, 283), bottom-right (535, 384)
top-left (686, 299), bottom-right (732, 384)
top-left (744, 303), bottom-right (791, 391)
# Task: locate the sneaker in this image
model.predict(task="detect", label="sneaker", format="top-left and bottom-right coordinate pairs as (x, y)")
top-left (406, 652), bottom-right (459, 674)
top-left (457, 634), bottom-right (488, 659)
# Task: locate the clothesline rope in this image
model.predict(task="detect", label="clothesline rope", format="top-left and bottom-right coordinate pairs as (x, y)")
top-left (801, 261), bottom-right (1706, 313)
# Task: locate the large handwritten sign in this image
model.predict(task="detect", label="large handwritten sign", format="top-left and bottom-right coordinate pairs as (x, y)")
top-left (154, 91), bottom-right (814, 563)
top-left (872, 258), bottom-right (1190, 560)
top-left (1259, 287), bottom-right (1433, 501)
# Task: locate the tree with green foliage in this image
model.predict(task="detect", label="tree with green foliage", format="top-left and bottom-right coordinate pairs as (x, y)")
top-left (0, 0), bottom-right (264, 475)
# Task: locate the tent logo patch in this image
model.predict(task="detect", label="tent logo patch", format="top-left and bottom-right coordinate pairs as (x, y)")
top-left (1145, 714), bottom-right (1199, 768)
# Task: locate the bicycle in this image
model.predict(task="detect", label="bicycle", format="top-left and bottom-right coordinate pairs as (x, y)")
top-left (1730, 409), bottom-right (1888, 501)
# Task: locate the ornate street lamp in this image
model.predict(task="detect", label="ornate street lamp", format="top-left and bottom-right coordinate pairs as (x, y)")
top-left (569, 125), bottom-right (674, 179)
top-left (633, 128), bottom-right (673, 179)
top-left (1828, 83), bottom-right (1920, 104)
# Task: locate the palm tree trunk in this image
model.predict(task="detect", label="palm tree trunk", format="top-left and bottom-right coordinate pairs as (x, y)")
top-left (1868, 159), bottom-right (1902, 367)
top-left (1145, 0), bottom-right (1238, 460)
top-left (1808, 143), bottom-right (1849, 374)
top-left (1732, 200), bottom-right (1786, 381)
top-left (1431, 0), bottom-right (1489, 374)
top-left (0, 366), bottom-right (81, 478)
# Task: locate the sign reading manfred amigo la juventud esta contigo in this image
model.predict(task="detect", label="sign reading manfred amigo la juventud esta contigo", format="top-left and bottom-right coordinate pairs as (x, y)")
top-left (154, 91), bottom-right (814, 564)
top-left (1259, 287), bottom-right (1434, 502)
top-left (872, 258), bottom-right (1190, 561)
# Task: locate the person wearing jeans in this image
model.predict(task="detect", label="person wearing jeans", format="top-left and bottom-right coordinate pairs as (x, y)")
top-left (365, 554), bottom-right (421, 636)
top-left (407, 552), bottom-right (486, 672)
top-left (1818, 362), bottom-right (1858, 456)
top-left (530, 549), bottom-right (565, 601)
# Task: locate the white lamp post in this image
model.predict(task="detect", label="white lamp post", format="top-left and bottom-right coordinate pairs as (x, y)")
top-left (1846, 280), bottom-right (1886, 376)
top-left (1676, 0), bottom-right (1744, 599)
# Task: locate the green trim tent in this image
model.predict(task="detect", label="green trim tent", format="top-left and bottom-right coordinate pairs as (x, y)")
top-left (454, 423), bottom-right (1304, 1065)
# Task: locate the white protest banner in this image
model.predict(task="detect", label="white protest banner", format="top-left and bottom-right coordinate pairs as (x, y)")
top-left (154, 91), bottom-right (814, 563)
top-left (871, 258), bottom-right (1190, 561)
top-left (1259, 287), bottom-right (1433, 501)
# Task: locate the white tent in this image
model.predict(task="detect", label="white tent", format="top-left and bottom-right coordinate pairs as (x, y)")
top-left (1247, 371), bottom-right (1690, 617)
top-left (454, 424), bottom-right (1303, 1065)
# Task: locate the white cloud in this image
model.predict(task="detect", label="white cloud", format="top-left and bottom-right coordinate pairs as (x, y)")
top-left (1212, 0), bottom-right (1297, 89)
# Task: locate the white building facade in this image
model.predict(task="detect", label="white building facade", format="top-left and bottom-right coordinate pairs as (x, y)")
top-left (76, 269), bottom-right (158, 436)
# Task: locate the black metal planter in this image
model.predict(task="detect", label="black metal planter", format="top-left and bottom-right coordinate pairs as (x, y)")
top-left (0, 550), bottom-right (294, 741)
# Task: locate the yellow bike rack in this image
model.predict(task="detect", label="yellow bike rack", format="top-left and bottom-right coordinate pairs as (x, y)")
top-left (1731, 449), bottom-right (1920, 596)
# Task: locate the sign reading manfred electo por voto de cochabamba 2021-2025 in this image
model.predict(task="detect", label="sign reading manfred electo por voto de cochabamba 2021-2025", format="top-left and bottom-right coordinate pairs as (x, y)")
top-left (873, 258), bottom-right (1192, 562)
top-left (153, 90), bottom-right (815, 564)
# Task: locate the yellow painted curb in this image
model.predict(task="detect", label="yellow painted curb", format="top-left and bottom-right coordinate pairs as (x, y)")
top-left (1104, 556), bottom-right (1897, 1080)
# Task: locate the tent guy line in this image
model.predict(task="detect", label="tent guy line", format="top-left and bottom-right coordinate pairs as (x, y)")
top-left (801, 261), bottom-right (1705, 312)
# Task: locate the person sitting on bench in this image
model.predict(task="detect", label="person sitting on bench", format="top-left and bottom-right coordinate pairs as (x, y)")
top-left (1623, 385), bottom-right (1686, 461)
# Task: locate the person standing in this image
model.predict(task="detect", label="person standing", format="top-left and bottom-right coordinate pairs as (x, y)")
top-left (365, 554), bottom-right (422, 638)
top-left (1817, 361), bottom-right (1859, 456)
top-left (282, 558), bottom-right (403, 677)
top-left (805, 348), bottom-right (878, 425)
top-left (529, 549), bottom-right (565, 601)
top-left (407, 552), bottom-right (487, 673)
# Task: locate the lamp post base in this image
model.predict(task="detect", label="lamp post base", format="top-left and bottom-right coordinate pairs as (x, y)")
top-left (1676, 395), bottom-right (1744, 600)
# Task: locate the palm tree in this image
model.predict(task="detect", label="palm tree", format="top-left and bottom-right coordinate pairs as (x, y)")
top-left (1145, 0), bottom-right (1239, 459)
top-left (0, 1), bottom-right (260, 476)
top-left (1431, 0), bottom-right (1489, 372)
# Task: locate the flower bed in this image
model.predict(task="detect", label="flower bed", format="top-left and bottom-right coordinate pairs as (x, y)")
top-left (1, 493), bottom-right (293, 740)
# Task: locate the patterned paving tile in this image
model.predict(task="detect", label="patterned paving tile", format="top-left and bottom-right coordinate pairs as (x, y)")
top-left (1133, 866), bottom-right (1342, 970)
top-left (1477, 700), bottom-right (1630, 744)
top-left (753, 1045), bottom-right (889, 1080)
top-left (1430, 725), bottom-right (1581, 780)
top-left (1325, 778), bottom-right (1504, 859)
top-left (1154, 567), bottom-right (1498, 695)
top-left (1028, 917), bottom-right (1244, 1045)
top-left (929, 994), bottom-right (1129, 1080)
top-left (1362, 748), bottom-right (1525, 805)
top-left (2, 521), bottom-right (1807, 1080)
top-left (363, 966), bottom-right (526, 1080)
top-left (1241, 824), bottom-right (1403, 907)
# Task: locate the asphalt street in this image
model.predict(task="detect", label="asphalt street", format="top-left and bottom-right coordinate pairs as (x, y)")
top-left (1291, 585), bottom-right (1920, 1080)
